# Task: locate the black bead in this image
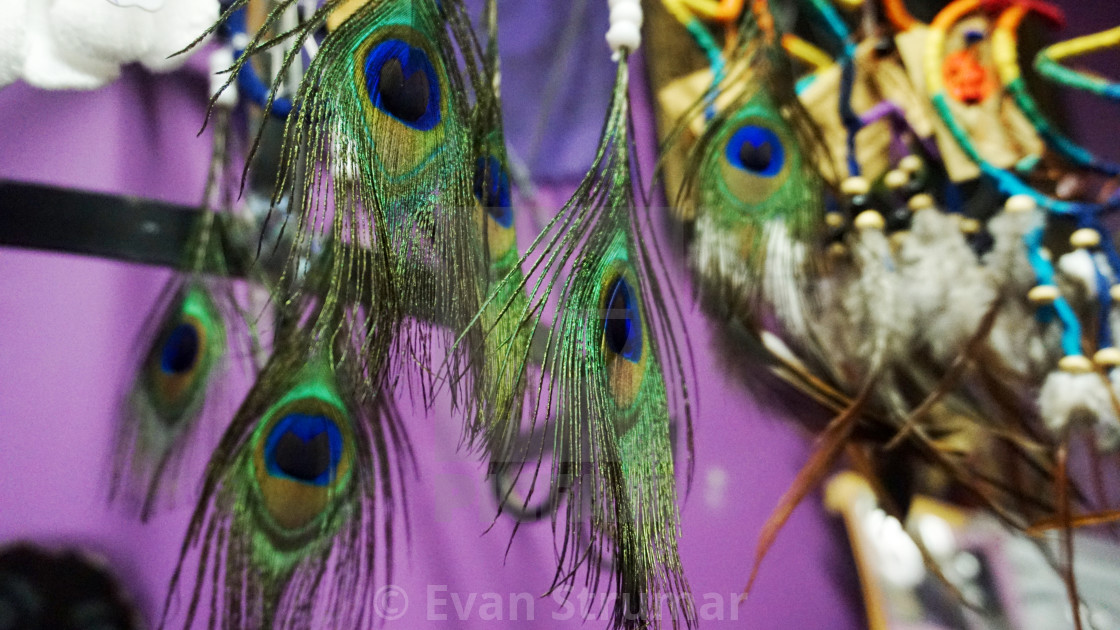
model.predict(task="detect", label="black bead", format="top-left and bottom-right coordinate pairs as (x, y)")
top-left (885, 207), bottom-right (912, 232)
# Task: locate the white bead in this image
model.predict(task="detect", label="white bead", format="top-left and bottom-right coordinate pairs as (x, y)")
top-left (840, 176), bottom-right (869, 196)
top-left (1004, 194), bottom-right (1036, 213)
top-left (606, 21), bottom-right (641, 55)
top-left (610, 1), bottom-right (643, 27)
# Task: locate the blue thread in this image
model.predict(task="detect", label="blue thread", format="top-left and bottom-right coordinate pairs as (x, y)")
top-left (264, 412), bottom-right (344, 486)
top-left (1094, 254), bottom-right (1113, 349)
top-left (226, 8), bottom-right (293, 118)
top-left (685, 18), bottom-right (725, 121)
top-left (943, 180), bottom-right (964, 215)
top-left (1025, 227), bottom-right (1083, 356)
top-left (839, 58), bottom-right (861, 177)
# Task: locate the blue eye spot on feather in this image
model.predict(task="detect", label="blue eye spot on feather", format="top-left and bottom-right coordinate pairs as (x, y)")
top-left (726, 125), bottom-right (784, 177)
top-left (603, 276), bottom-right (642, 363)
top-left (264, 413), bottom-right (344, 486)
top-left (160, 323), bottom-right (200, 374)
top-left (474, 156), bottom-right (513, 227)
top-left (364, 39), bottom-right (440, 130)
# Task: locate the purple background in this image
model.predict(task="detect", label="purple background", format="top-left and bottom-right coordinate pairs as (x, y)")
top-left (1, 2), bottom-right (1117, 628)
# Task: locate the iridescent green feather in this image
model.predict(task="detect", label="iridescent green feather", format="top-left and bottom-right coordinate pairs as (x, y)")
top-left (110, 109), bottom-right (238, 520)
top-left (458, 0), bottom-right (533, 460)
top-left (204, 0), bottom-right (489, 391)
top-left (676, 20), bottom-right (826, 321)
top-left (662, 12), bottom-right (833, 394)
top-left (160, 304), bottom-right (409, 630)
top-left (476, 59), bottom-right (695, 629)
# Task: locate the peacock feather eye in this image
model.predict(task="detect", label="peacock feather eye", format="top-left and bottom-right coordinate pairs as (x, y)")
top-left (264, 413), bottom-right (344, 486)
top-left (709, 108), bottom-right (797, 211)
top-left (602, 275), bottom-right (642, 363)
top-left (144, 286), bottom-right (222, 423)
top-left (596, 259), bottom-right (650, 412)
top-left (160, 323), bottom-right (200, 375)
top-left (251, 385), bottom-right (354, 533)
top-left (474, 155), bottom-right (513, 227)
top-left (364, 39), bottom-right (441, 130)
top-left (726, 125), bottom-right (785, 177)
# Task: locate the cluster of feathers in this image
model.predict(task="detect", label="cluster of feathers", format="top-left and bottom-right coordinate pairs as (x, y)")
top-left (651, 0), bottom-right (1120, 622)
top-left (112, 0), bottom-right (694, 628)
top-left (101, 0), bottom-right (1120, 628)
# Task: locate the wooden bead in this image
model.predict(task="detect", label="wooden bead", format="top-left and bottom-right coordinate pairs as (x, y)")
top-left (1070, 228), bottom-right (1101, 249)
top-left (1094, 347), bottom-right (1120, 367)
top-left (884, 169), bottom-right (909, 190)
top-left (1027, 285), bottom-right (1059, 305)
top-left (1059, 355), bottom-right (1094, 374)
top-left (908, 193), bottom-right (934, 211)
top-left (841, 176), bottom-right (870, 196)
top-left (825, 212), bottom-right (846, 228)
top-left (1004, 194), bottom-right (1036, 213)
top-left (899, 155), bottom-right (922, 174)
top-left (854, 210), bottom-right (885, 231)
top-left (959, 217), bottom-right (981, 234)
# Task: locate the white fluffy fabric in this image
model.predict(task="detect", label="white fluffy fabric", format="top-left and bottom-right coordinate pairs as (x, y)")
top-left (106, 0), bottom-right (165, 9)
top-left (1039, 369), bottom-right (1117, 437)
top-left (13, 0), bottom-right (217, 90)
top-left (0, 0), bottom-right (28, 87)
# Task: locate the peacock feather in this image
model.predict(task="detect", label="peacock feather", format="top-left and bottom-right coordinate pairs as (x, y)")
top-left (200, 0), bottom-right (491, 391)
top-left (159, 300), bottom-right (409, 630)
top-left (110, 107), bottom-right (238, 520)
top-left (671, 6), bottom-right (829, 371)
top-left (461, 3), bottom-right (533, 460)
top-left (469, 49), bottom-right (695, 626)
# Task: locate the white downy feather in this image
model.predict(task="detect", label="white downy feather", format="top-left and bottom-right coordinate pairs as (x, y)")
top-left (896, 205), bottom-right (992, 364)
top-left (1039, 368), bottom-right (1116, 438)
